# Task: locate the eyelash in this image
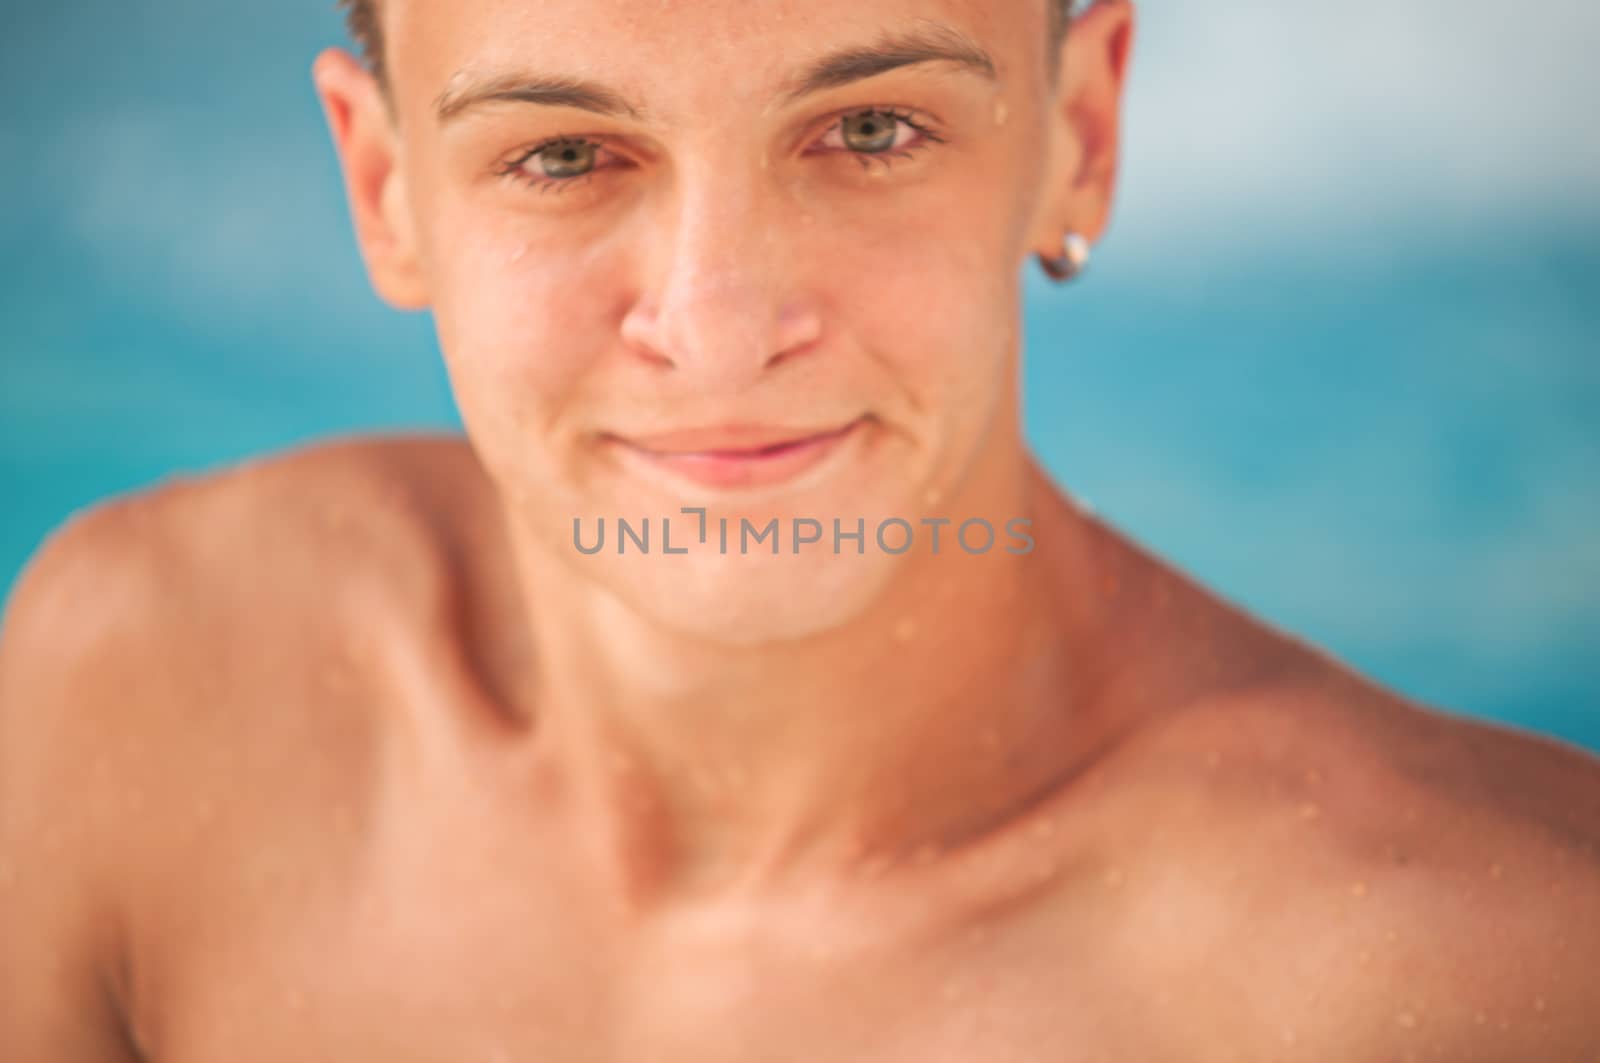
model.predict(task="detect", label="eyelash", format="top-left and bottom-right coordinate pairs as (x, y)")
top-left (494, 106), bottom-right (947, 194)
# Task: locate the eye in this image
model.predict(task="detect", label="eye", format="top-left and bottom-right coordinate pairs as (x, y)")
top-left (496, 107), bottom-right (945, 193)
top-left (815, 107), bottom-right (945, 168)
top-left (810, 106), bottom-right (946, 176)
top-left (534, 139), bottom-right (598, 179)
top-left (498, 137), bottom-right (614, 193)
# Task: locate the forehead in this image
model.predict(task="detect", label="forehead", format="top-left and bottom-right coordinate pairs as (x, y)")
top-left (385, 0), bottom-right (1046, 120)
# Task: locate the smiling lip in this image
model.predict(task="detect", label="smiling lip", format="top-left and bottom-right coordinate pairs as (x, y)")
top-left (608, 417), bottom-right (868, 490)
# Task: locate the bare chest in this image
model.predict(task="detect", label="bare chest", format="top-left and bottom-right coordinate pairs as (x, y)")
top-left (141, 920), bottom-right (1213, 1063)
top-left (128, 807), bottom-right (1243, 1063)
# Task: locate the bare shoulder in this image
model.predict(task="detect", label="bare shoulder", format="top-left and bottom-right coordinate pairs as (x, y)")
top-left (1111, 661), bottom-right (1600, 1057)
top-left (1, 430), bottom-right (485, 703)
top-left (1145, 658), bottom-right (1600, 854)
top-left (0, 427), bottom-right (493, 744)
top-left (0, 425), bottom-right (488, 785)
top-left (102, 429), bottom-right (489, 595)
top-left (0, 431), bottom-right (491, 1049)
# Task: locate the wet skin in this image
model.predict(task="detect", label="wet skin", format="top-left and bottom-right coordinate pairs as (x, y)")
top-left (2, 434), bottom-right (1598, 1061)
top-left (6, 0), bottom-right (1600, 1056)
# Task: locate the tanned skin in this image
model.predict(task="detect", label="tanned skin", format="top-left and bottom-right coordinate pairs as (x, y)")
top-left (3, 2), bottom-right (1598, 1059)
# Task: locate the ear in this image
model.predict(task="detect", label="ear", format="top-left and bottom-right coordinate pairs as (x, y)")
top-left (311, 48), bottom-right (430, 310)
top-left (1030, 1), bottom-right (1136, 257)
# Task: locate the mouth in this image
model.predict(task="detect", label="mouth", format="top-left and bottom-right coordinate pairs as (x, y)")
top-left (604, 416), bottom-right (870, 491)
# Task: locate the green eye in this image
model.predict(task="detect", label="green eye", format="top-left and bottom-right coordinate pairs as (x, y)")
top-left (840, 110), bottom-right (900, 154)
top-left (536, 140), bottom-right (597, 179)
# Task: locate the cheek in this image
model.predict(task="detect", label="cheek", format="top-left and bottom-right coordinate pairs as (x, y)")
top-left (826, 190), bottom-right (1018, 428)
top-left (428, 218), bottom-right (615, 435)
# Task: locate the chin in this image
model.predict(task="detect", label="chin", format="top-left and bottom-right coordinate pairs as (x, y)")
top-left (599, 544), bottom-right (911, 648)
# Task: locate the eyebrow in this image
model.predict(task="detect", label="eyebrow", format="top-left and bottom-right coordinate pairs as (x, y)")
top-left (434, 23), bottom-right (998, 125)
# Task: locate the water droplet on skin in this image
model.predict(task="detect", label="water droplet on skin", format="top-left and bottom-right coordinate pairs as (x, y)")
top-left (1395, 1011), bottom-right (1417, 1028)
top-left (508, 243), bottom-right (528, 264)
top-left (1303, 767), bottom-right (1323, 785)
top-left (1534, 997), bottom-right (1546, 1013)
top-left (1358, 950), bottom-right (1370, 965)
top-left (893, 617), bottom-right (918, 643)
top-left (993, 99), bottom-right (1009, 126)
top-left (1489, 862), bottom-right (1504, 879)
top-left (1031, 817), bottom-right (1056, 839)
top-left (1204, 751), bottom-right (1221, 769)
top-left (1299, 802), bottom-right (1321, 820)
top-left (1473, 1011), bottom-right (1487, 1025)
top-left (1349, 881), bottom-right (1368, 898)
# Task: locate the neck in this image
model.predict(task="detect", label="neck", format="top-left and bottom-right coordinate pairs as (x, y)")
top-left (502, 440), bottom-right (1127, 910)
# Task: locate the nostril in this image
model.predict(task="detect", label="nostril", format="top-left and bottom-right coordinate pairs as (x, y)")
top-left (635, 346), bottom-right (676, 370)
top-left (617, 288), bottom-right (820, 376)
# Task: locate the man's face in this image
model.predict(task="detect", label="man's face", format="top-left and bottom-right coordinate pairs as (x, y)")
top-left (341, 0), bottom-right (1078, 645)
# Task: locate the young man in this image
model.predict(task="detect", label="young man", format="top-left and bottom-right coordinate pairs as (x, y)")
top-left (3, 0), bottom-right (1597, 1058)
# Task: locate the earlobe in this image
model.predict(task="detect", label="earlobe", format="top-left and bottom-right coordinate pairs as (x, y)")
top-left (311, 48), bottom-right (430, 311)
top-left (1037, 231), bottom-right (1092, 284)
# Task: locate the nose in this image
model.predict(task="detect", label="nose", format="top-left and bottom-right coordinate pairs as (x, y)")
top-left (620, 162), bottom-right (822, 392)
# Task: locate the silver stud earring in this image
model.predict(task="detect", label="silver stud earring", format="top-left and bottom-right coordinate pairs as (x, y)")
top-left (1038, 231), bottom-right (1091, 283)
